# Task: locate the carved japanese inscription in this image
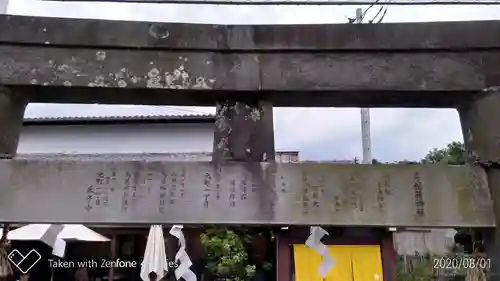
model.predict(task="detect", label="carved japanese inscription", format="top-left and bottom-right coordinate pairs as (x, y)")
top-left (159, 171), bottom-right (167, 214)
top-left (169, 171), bottom-right (178, 205)
top-left (376, 173), bottom-right (391, 212)
top-left (301, 171), bottom-right (310, 216)
top-left (229, 179), bottom-right (237, 208)
top-left (0, 160), bottom-right (494, 227)
top-left (413, 171), bottom-right (425, 217)
top-left (180, 168), bottom-right (186, 198)
top-left (122, 171), bottom-right (132, 213)
top-left (203, 172), bottom-right (212, 209)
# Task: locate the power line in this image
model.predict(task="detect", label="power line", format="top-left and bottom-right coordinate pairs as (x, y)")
top-left (41, 0), bottom-right (500, 5)
top-left (346, 0), bottom-right (389, 23)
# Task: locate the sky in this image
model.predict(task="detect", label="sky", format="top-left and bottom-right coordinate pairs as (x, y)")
top-left (6, 0), bottom-right (499, 162)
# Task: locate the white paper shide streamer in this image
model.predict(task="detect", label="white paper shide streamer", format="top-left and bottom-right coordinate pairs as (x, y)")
top-left (52, 238), bottom-right (66, 258)
top-left (169, 225), bottom-right (197, 281)
top-left (305, 226), bottom-right (335, 277)
top-left (41, 224), bottom-right (66, 258)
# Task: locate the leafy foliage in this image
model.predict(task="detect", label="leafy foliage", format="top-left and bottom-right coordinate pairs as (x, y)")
top-left (422, 141), bottom-right (466, 165)
top-left (396, 252), bottom-right (468, 281)
top-left (372, 141), bottom-right (467, 165)
top-left (201, 229), bottom-right (256, 281)
top-left (396, 254), bottom-right (434, 281)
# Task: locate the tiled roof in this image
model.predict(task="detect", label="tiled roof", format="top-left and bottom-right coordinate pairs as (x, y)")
top-left (16, 152), bottom-right (299, 161)
top-left (16, 152), bottom-right (213, 161)
top-left (23, 114), bottom-right (215, 123)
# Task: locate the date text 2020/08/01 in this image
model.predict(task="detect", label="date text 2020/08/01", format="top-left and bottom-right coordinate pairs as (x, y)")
top-left (433, 257), bottom-right (491, 269)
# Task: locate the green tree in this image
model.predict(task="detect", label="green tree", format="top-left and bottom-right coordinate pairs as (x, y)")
top-left (422, 141), bottom-right (466, 165)
top-left (201, 228), bottom-right (256, 281)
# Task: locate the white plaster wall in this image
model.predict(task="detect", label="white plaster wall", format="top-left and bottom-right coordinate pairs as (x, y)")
top-left (0, 0), bottom-right (8, 14)
top-left (275, 153), bottom-right (299, 163)
top-left (17, 123), bottom-right (214, 154)
top-left (393, 229), bottom-right (457, 256)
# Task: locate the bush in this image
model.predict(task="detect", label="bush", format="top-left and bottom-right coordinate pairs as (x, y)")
top-left (201, 229), bottom-right (256, 281)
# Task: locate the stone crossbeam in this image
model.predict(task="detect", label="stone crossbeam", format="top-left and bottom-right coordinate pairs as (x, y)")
top-left (2, 15), bottom-right (500, 107)
top-left (1, 16), bottom-right (500, 50)
top-left (0, 159), bottom-right (494, 227)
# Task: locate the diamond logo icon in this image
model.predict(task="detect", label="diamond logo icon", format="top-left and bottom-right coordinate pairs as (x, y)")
top-left (8, 249), bottom-right (42, 274)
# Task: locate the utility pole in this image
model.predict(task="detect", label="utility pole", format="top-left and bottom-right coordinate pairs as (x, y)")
top-left (0, 0), bottom-right (8, 14)
top-left (356, 7), bottom-right (373, 164)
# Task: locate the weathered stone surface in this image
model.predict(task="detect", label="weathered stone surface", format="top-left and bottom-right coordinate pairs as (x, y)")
top-left (0, 15), bottom-right (499, 107)
top-left (459, 90), bottom-right (500, 162)
top-left (213, 101), bottom-right (275, 163)
top-left (0, 46), bottom-right (258, 90)
top-left (209, 99), bottom-right (275, 281)
top-left (258, 53), bottom-right (484, 91)
top-left (0, 160), bottom-right (493, 227)
top-left (0, 87), bottom-right (27, 158)
top-left (0, 45), bottom-right (491, 106)
top-left (459, 89), bottom-right (500, 279)
top-left (1, 15), bottom-right (500, 51)
top-left (1, 15), bottom-right (499, 107)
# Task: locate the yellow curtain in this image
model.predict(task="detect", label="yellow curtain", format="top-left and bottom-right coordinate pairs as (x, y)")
top-left (293, 244), bottom-right (323, 281)
top-left (293, 245), bottom-right (383, 281)
top-left (350, 245), bottom-right (384, 281)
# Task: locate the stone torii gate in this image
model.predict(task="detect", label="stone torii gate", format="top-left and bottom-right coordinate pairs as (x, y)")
top-left (0, 14), bottom-right (500, 278)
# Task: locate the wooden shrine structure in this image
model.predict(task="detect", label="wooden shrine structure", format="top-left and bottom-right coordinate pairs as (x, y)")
top-left (1, 15), bottom-right (500, 279)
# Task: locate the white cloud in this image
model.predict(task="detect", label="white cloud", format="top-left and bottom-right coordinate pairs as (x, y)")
top-left (11, 0), bottom-right (485, 161)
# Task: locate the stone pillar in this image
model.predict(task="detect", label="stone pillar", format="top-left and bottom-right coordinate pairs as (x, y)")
top-left (184, 100), bottom-right (276, 281)
top-left (211, 100), bottom-right (276, 280)
top-left (458, 88), bottom-right (500, 279)
top-left (0, 87), bottom-right (27, 159)
top-left (213, 100), bottom-right (277, 220)
top-left (0, 87), bottom-right (25, 265)
top-left (213, 100), bottom-right (275, 163)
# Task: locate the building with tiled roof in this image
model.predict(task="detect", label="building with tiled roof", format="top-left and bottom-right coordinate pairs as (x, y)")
top-left (18, 113), bottom-right (299, 162)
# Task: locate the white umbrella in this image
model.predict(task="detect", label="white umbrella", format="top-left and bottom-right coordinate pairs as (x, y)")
top-left (2, 224), bottom-right (65, 255)
top-left (140, 225), bottom-right (169, 281)
top-left (5, 224), bottom-right (110, 242)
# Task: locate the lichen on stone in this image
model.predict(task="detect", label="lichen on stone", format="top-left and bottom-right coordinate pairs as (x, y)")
top-left (117, 80), bottom-right (127, 88)
top-left (130, 76), bottom-right (140, 84)
top-left (193, 77), bottom-right (212, 89)
top-left (147, 68), bottom-right (162, 88)
top-left (249, 108), bottom-right (261, 122)
top-left (95, 51), bottom-right (107, 61)
top-left (88, 75), bottom-right (109, 87)
top-left (145, 58), bottom-right (216, 90)
top-left (57, 64), bottom-right (70, 72)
